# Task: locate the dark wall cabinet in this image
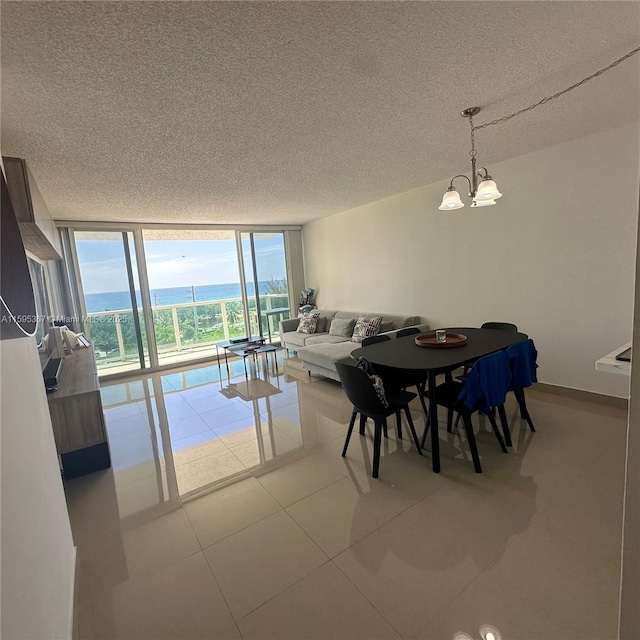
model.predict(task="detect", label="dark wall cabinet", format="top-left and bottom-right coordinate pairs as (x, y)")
top-left (2, 156), bottom-right (62, 261)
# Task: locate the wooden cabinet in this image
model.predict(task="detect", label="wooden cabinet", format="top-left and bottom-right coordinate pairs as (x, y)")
top-left (46, 347), bottom-right (111, 478)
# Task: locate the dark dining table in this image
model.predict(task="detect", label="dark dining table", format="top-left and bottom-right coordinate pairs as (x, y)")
top-left (351, 327), bottom-right (528, 472)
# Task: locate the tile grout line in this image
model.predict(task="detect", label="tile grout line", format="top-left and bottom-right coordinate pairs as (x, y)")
top-left (201, 541), bottom-right (247, 637)
top-left (184, 490), bottom-right (282, 551)
top-left (327, 557), bottom-right (407, 640)
top-left (203, 510), bottom-right (330, 625)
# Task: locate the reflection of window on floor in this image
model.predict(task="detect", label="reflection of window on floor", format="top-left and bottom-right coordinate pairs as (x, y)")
top-left (100, 355), bottom-right (305, 501)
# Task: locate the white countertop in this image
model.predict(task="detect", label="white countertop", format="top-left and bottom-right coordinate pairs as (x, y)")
top-left (595, 342), bottom-right (631, 376)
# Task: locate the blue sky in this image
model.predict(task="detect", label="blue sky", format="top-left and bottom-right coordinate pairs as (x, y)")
top-left (76, 235), bottom-right (287, 294)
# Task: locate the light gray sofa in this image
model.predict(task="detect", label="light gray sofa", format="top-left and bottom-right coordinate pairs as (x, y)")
top-left (279, 310), bottom-right (429, 382)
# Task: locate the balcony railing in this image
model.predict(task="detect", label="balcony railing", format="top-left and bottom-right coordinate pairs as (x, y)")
top-left (86, 294), bottom-right (290, 369)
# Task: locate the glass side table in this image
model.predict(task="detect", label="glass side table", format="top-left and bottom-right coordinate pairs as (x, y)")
top-left (215, 336), bottom-right (265, 378)
top-left (226, 343), bottom-right (279, 378)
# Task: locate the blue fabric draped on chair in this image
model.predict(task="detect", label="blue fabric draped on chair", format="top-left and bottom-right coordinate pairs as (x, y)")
top-left (459, 350), bottom-right (513, 414)
top-left (425, 350), bottom-right (512, 473)
top-left (505, 339), bottom-right (538, 435)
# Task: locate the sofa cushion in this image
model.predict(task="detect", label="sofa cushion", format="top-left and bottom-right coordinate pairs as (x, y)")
top-left (380, 321), bottom-right (393, 333)
top-left (297, 311), bottom-right (320, 334)
top-left (351, 315), bottom-right (383, 343)
top-left (329, 317), bottom-right (356, 337)
top-left (298, 341), bottom-right (359, 370)
top-left (305, 333), bottom-right (351, 346)
top-left (282, 331), bottom-right (312, 348)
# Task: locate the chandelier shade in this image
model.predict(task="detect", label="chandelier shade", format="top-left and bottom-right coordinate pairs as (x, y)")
top-left (476, 179), bottom-right (502, 200)
top-left (439, 189), bottom-right (464, 210)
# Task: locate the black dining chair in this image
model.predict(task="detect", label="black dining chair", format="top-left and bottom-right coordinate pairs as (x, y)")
top-left (481, 321), bottom-right (519, 333)
top-left (422, 350), bottom-right (511, 473)
top-left (361, 334), bottom-right (391, 346)
top-left (456, 322), bottom-right (518, 377)
top-left (357, 336), bottom-right (392, 439)
top-left (376, 326), bottom-right (431, 423)
top-left (396, 327), bottom-right (421, 338)
top-left (336, 360), bottom-right (422, 478)
top-left (449, 321), bottom-right (519, 435)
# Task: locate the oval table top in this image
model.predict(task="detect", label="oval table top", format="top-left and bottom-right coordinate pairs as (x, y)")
top-left (351, 327), bottom-right (528, 372)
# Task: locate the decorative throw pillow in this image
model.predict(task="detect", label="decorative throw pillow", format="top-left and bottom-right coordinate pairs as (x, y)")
top-left (316, 316), bottom-right (328, 333)
top-left (329, 317), bottom-right (356, 337)
top-left (351, 315), bottom-right (383, 343)
top-left (297, 311), bottom-right (320, 334)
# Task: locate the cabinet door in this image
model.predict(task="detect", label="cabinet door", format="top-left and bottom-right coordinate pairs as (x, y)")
top-left (49, 392), bottom-right (107, 454)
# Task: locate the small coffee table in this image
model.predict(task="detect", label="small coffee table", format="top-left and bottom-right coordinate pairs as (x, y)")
top-left (227, 344), bottom-right (279, 378)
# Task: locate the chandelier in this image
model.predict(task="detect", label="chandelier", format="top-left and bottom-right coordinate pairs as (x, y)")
top-left (438, 45), bottom-right (640, 211)
top-left (439, 107), bottom-right (500, 210)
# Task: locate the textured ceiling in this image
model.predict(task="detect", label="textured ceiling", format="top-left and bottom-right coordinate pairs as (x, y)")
top-left (1, 1), bottom-right (639, 226)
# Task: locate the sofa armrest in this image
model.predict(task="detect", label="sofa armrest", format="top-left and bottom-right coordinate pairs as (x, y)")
top-left (280, 317), bottom-right (300, 334)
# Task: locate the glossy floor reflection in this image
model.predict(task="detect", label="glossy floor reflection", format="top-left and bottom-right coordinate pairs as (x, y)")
top-left (68, 355), bottom-right (627, 640)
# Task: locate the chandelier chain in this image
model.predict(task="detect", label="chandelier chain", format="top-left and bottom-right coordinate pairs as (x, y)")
top-left (472, 45), bottom-right (640, 132)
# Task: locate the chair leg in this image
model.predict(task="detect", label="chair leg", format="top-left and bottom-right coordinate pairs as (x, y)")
top-left (497, 404), bottom-right (512, 447)
top-left (462, 413), bottom-right (482, 473)
top-left (420, 420), bottom-right (430, 448)
top-left (396, 411), bottom-right (403, 439)
top-left (514, 388), bottom-right (536, 432)
top-left (359, 414), bottom-right (367, 435)
top-left (452, 412), bottom-right (462, 433)
top-left (372, 419), bottom-right (382, 478)
top-left (486, 410), bottom-right (508, 453)
top-left (342, 410), bottom-right (357, 457)
top-left (447, 408), bottom-right (454, 433)
top-left (416, 381), bottom-right (430, 422)
top-left (382, 418), bottom-right (388, 439)
top-left (404, 406), bottom-right (423, 455)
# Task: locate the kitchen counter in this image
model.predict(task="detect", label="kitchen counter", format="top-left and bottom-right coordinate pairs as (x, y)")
top-left (595, 342), bottom-right (631, 376)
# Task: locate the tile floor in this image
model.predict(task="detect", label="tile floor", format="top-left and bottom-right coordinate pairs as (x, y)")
top-left (66, 353), bottom-right (628, 640)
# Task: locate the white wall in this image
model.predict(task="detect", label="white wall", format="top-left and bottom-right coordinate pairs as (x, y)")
top-left (1, 337), bottom-right (76, 639)
top-left (303, 122), bottom-right (639, 397)
top-left (619, 177), bottom-right (640, 638)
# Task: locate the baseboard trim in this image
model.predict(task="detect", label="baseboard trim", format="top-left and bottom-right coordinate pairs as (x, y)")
top-left (533, 382), bottom-right (629, 410)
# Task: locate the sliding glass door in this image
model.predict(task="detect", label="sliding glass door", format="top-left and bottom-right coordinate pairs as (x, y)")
top-left (142, 230), bottom-right (250, 366)
top-left (240, 232), bottom-right (290, 343)
top-left (74, 231), bottom-right (149, 374)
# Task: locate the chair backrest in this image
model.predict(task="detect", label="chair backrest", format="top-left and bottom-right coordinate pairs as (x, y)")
top-left (396, 327), bottom-right (420, 338)
top-left (335, 361), bottom-right (387, 414)
top-left (361, 334), bottom-right (392, 346)
top-left (458, 350), bottom-right (512, 413)
top-left (505, 339), bottom-right (538, 389)
top-left (481, 322), bottom-right (518, 333)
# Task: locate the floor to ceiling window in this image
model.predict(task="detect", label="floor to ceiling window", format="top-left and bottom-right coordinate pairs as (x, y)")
top-left (73, 231), bottom-right (149, 374)
top-left (142, 229), bottom-right (252, 366)
top-left (66, 227), bottom-right (297, 376)
top-left (240, 232), bottom-right (290, 343)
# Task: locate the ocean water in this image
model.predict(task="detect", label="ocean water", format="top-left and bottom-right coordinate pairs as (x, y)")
top-left (85, 281), bottom-right (280, 313)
